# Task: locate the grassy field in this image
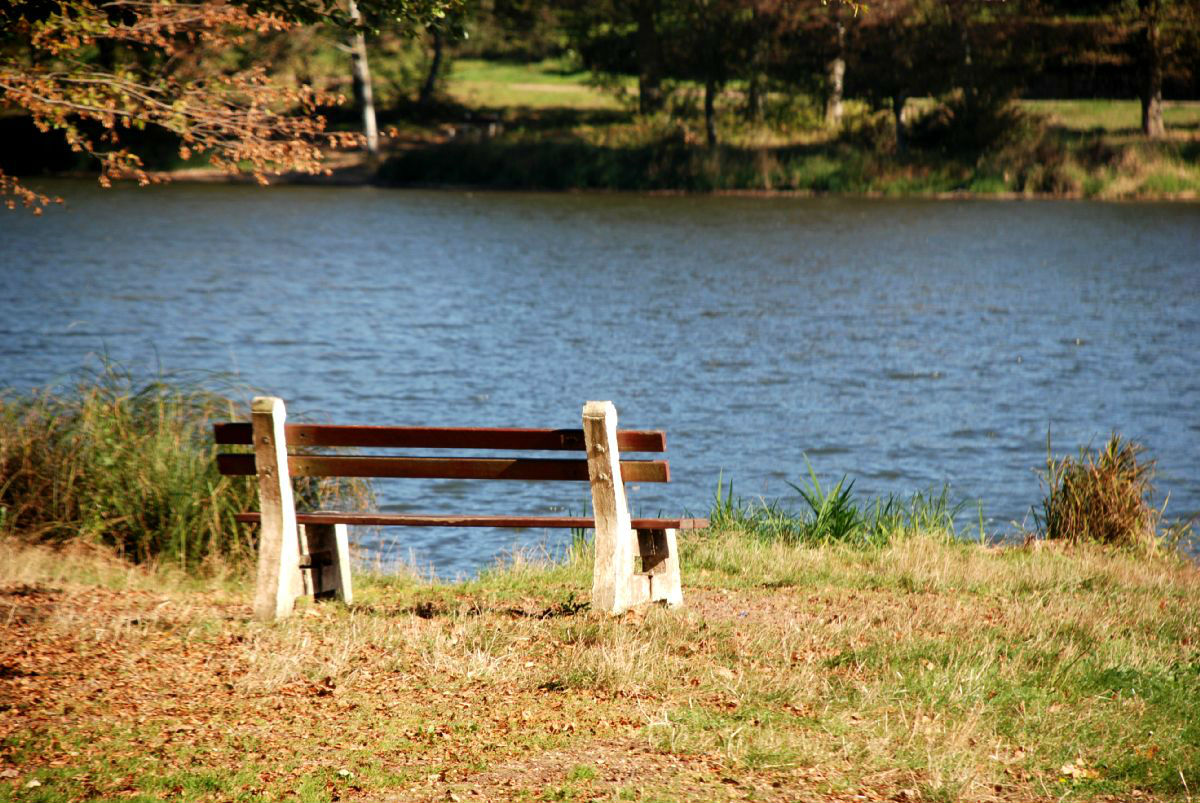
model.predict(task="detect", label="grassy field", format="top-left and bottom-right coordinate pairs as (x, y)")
top-left (438, 59), bottom-right (1200, 136)
top-left (445, 59), bottom-right (631, 111)
top-left (2, 530), bottom-right (1198, 803)
top-left (1022, 99), bottom-right (1200, 135)
top-left (10, 44), bottom-right (1197, 198)
top-left (435, 59), bottom-right (1200, 135)
top-left (19, 51), bottom-right (1193, 199)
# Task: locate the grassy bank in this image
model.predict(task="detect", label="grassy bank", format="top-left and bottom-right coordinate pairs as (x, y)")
top-left (2, 531), bottom-right (1198, 802)
top-left (368, 59), bottom-right (1200, 199)
top-left (377, 108), bottom-right (1200, 198)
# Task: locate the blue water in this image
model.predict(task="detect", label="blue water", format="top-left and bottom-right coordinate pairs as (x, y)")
top-left (3, 181), bottom-right (1198, 574)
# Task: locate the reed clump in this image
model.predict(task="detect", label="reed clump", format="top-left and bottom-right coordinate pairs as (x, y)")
top-left (1037, 434), bottom-right (1181, 551)
top-left (0, 365), bottom-right (364, 572)
top-left (708, 461), bottom-right (968, 547)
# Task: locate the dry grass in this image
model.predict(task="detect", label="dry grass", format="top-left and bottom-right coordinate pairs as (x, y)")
top-left (2, 532), bottom-right (1198, 803)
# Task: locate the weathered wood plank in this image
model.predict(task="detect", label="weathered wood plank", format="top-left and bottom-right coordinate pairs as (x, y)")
top-left (233, 511), bottom-right (709, 530)
top-left (213, 423), bottom-right (666, 452)
top-left (216, 454), bottom-right (670, 483)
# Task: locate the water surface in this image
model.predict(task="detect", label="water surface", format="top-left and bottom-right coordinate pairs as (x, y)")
top-left (4, 181), bottom-right (1198, 573)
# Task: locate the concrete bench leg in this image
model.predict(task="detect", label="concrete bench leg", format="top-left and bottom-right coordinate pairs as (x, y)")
top-left (251, 396), bottom-right (303, 622)
top-left (633, 527), bottom-right (683, 608)
top-left (250, 397), bottom-right (353, 619)
top-left (583, 401), bottom-right (683, 614)
top-left (299, 523), bottom-right (353, 605)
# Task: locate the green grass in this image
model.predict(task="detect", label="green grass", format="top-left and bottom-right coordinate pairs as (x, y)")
top-left (446, 58), bottom-right (632, 110)
top-left (708, 462), bottom-right (971, 548)
top-left (435, 68), bottom-right (1200, 140)
top-left (1021, 99), bottom-right (1200, 134)
top-left (2, 375), bottom-right (1197, 800)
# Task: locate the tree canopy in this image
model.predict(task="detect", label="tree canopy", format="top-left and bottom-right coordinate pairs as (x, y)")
top-left (0, 0), bottom-right (453, 212)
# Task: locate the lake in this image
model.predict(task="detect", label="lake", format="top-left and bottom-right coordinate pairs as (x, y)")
top-left (3, 180), bottom-right (1198, 575)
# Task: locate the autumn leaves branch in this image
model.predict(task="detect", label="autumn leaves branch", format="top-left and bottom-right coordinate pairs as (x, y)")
top-left (1, 0), bottom-right (366, 212)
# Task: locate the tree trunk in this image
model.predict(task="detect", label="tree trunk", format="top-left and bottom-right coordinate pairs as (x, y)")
top-left (705, 76), bottom-right (718, 148)
top-left (1140, 0), bottom-right (1165, 139)
top-left (347, 0), bottom-right (379, 160)
top-left (744, 12), bottom-right (766, 123)
top-left (957, 8), bottom-right (977, 120)
top-left (635, 0), bottom-right (664, 114)
top-left (825, 16), bottom-right (845, 129)
top-left (746, 70), bottom-right (764, 122)
top-left (419, 26), bottom-right (444, 107)
top-left (893, 93), bottom-right (907, 154)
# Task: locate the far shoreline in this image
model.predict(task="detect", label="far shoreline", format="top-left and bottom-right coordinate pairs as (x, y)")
top-left (32, 166), bottom-right (1200, 203)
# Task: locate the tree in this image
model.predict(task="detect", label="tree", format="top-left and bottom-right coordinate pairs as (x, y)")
top-left (671, 0), bottom-right (752, 146)
top-left (417, 3), bottom-right (469, 107)
top-left (417, 23), bottom-right (447, 106)
top-left (556, 0), bottom-right (669, 115)
top-left (845, 0), bottom-right (957, 152)
top-left (561, 0), bottom-right (863, 138)
top-left (1139, 0), bottom-right (1165, 137)
top-left (347, 0), bottom-right (380, 158)
top-left (1031, 0), bottom-right (1199, 139)
top-left (633, 0), bottom-right (665, 114)
top-left (825, 1), bottom-right (848, 128)
top-left (0, 0), bottom-right (451, 211)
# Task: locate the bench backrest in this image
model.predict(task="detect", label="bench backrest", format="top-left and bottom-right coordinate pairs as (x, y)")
top-left (213, 422), bottom-right (672, 483)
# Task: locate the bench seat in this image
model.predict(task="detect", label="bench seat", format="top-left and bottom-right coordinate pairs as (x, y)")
top-left (233, 511), bottom-right (708, 530)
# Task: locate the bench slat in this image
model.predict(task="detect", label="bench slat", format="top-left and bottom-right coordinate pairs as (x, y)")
top-left (235, 511), bottom-right (709, 530)
top-left (213, 423), bottom-right (666, 452)
top-left (216, 453), bottom-right (670, 483)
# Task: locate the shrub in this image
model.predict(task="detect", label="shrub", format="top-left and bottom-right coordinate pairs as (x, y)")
top-left (907, 95), bottom-right (1029, 153)
top-left (1036, 434), bottom-right (1170, 550)
top-left (838, 109), bottom-right (897, 154)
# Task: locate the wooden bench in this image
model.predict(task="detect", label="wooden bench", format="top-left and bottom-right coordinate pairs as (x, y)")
top-left (214, 397), bottom-right (706, 621)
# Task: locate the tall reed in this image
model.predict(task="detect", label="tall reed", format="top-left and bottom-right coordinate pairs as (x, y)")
top-left (1035, 433), bottom-right (1181, 550)
top-left (0, 364), bottom-right (365, 571)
